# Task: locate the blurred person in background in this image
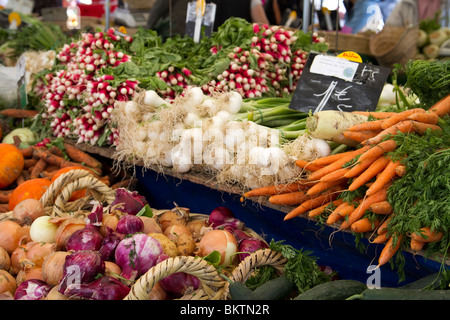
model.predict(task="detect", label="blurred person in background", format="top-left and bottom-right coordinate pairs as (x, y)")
top-left (385, 0), bottom-right (447, 27)
top-left (342, 0), bottom-right (384, 33)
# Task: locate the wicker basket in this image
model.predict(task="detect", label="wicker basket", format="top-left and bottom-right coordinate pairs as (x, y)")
top-left (223, 248), bottom-right (288, 299)
top-left (317, 31), bottom-right (372, 56)
top-left (369, 25), bottom-right (419, 69)
top-left (0, 169), bottom-right (116, 221)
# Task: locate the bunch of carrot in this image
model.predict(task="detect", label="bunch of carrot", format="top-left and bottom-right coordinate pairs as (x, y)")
top-left (242, 93), bottom-right (450, 267)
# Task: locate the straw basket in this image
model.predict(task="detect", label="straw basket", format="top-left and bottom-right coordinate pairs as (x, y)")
top-left (0, 169), bottom-right (116, 221)
top-left (125, 212), bottom-right (269, 300)
top-left (318, 31), bottom-right (372, 56)
top-left (369, 25), bottom-right (419, 69)
top-left (223, 248), bottom-right (288, 299)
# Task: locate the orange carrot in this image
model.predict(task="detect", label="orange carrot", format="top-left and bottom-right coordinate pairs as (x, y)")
top-left (381, 108), bottom-right (426, 129)
top-left (346, 119), bottom-right (386, 132)
top-left (352, 111), bottom-right (398, 119)
top-left (377, 215), bottom-right (393, 234)
top-left (268, 190), bottom-right (309, 206)
top-left (30, 158), bottom-right (48, 179)
top-left (63, 143), bottom-right (103, 171)
top-left (378, 234), bottom-right (403, 267)
top-left (283, 186), bottom-right (344, 221)
top-left (395, 165), bottom-right (406, 177)
top-left (371, 232), bottom-right (390, 244)
top-left (308, 199), bottom-right (344, 218)
top-left (295, 159), bottom-right (324, 172)
top-left (320, 167), bottom-right (350, 182)
top-left (428, 94), bottom-right (450, 117)
top-left (342, 130), bottom-right (380, 143)
top-left (344, 155), bottom-right (380, 179)
top-left (407, 112), bottom-right (439, 124)
top-left (410, 120), bottom-right (442, 135)
top-left (307, 178), bottom-right (347, 196)
top-left (358, 139), bottom-right (397, 163)
top-left (350, 217), bottom-right (380, 233)
top-left (19, 146), bottom-right (33, 158)
top-left (23, 158), bottom-right (38, 169)
top-left (347, 156), bottom-right (391, 192)
top-left (410, 239), bottom-right (425, 252)
top-left (0, 203), bottom-right (9, 213)
top-left (410, 227), bottom-right (444, 243)
top-left (32, 147), bottom-right (70, 167)
top-left (0, 190), bottom-right (13, 204)
top-left (307, 146), bottom-right (370, 181)
top-left (310, 149), bottom-right (361, 167)
top-left (326, 202), bottom-right (357, 225)
top-left (365, 159), bottom-right (401, 196)
top-left (369, 201), bottom-right (393, 215)
top-left (340, 186), bottom-right (389, 230)
top-left (0, 108), bottom-right (39, 118)
top-left (243, 181), bottom-right (313, 198)
top-left (364, 120), bottom-right (414, 145)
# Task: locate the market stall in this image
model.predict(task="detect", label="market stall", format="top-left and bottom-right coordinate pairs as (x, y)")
top-left (0, 1), bottom-right (449, 302)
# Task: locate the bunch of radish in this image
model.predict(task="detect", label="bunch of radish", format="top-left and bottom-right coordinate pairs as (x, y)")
top-left (38, 28), bottom-right (136, 146)
top-left (155, 66), bottom-right (193, 100)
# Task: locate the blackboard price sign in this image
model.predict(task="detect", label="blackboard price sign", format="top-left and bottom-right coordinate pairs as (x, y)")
top-left (289, 52), bottom-right (390, 114)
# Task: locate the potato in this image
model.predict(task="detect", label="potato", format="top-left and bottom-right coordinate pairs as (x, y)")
top-left (176, 232), bottom-right (196, 256)
top-left (148, 233), bottom-right (179, 257)
top-left (158, 210), bottom-right (188, 231)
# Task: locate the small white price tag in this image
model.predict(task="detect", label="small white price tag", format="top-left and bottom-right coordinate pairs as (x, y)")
top-left (310, 55), bottom-right (358, 82)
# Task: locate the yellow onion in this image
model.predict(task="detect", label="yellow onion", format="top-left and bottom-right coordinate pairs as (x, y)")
top-left (12, 198), bottom-right (45, 225)
top-left (196, 229), bottom-right (238, 266)
top-left (163, 224), bottom-right (192, 242)
top-left (104, 261), bottom-right (122, 279)
top-left (0, 270), bottom-right (16, 296)
top-left (139, 216), bottom-right (162, 234)
top-left (10, 242), bottom-right (37, 275)
top-left (158, 208), bottom-right (189, 231)
top-left (26, 242), bottom-right (57, 267)
top-left (0, 220), bottom-right (30, 254)
top-left (29, 216), bottom-right (59, 243)
top-left (15, 265), bottom-right (44, 286)
top-left (45, 286), bottom-right (68, 300)
top-left (0, 247), bottom-right (11, 271)
top-left (54, 218), bottom-right (86, 250)
top-left (148, 282), bottom-right (168, 300)
top-left (186, 219), bottom-right (208, 239)
top-left (42, 251), bottom-right (70, 286)
top-left (99, 213), bottom-right (119, 237)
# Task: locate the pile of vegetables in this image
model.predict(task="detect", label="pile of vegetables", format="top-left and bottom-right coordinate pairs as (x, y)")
top-left (0, 178), bottom-right (335, 300)
top-left (415, 14), bottom-right (450, 60)
top-left (242, 92), bottom-right (450, 280)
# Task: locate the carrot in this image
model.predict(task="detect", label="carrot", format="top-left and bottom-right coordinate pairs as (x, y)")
top-left (19, 146), bottom-right (33, 158)
top-left (310, 149), bottom-right (363, 167)
top-left (307, 146), bottom-right (370, 181)
top-left (350, 217), bottom-right (380, 233)
top-left (0, 190), bottom-right (13, 204)
top-left (378, 234), bottom-right (403, 267)
top-left (369, 201), bottom-right (393, 215)
top-left (380, 108), bottom-right (426, 129)
top-left (395, 165), bottom-right (406, 177)
top-left (49, 145), bottom-right (65, 158)
top-left (326, 202), bottom-right (357, 225)
top-left (283, 185), bottom-right (344, 220)
top-left (410, 239), bottom-right (425, 253)
top-left (370, 232), bottom-right (390, 244)
top-left (377, 215), bottom-right (393, 234)
top-left (15, 172), bottom-right (27, 185)
top-left (23, 158), bottom-right (38, 169)
top-left (0, 203), bottom-right (9, 213)
top-left (308, 199), bottom-right (344, 218)
top-left (428, 93), bottom-right (450, 117)
top-left (30, 158), bottom-right (48, 179)
top-left (295, 159), bottom-right (324, 172)
top-left (344, 155), bottom-right (380, 179)
top-left (358, 139), bottom-right (397, 163)
top-left (306, 177), bottom-right (347, 196)
top-left (410, 227), bottom-right (443, 243)
top-left (364, 120), bottom-right (414, 145)
top-left (346, 119), bottom-right (386, 132)
top-left (32, 147), bottom-right (69, 167)
top-left (340, 185), bottom-right (389, 230)
top-left (320, 168), bottom-right (350, 182)
top-left (342, 130), bottom-right (380, 143)
top-left (365, 159), bottom-right (401, 196)
top-left (347, 156), bottom-right (391, 192)
top-left (243, 181), bottom-right (312, 198)
top-left (0, 108), bottom-right (39, 118)
top-left (407, 112), bottom-right (439, 124)
top-left (352, 111), bottom-right (398, 119)
top-left (111, 178), bottom-right (137, 190)
top-left (268, 190), bottom-right (309, 206)
top-left (63, 143), bottom-right (102, 171)
top-left (410, 120), bottom-right (442, 135)
top-left (39, 170), bottom-right (58, 180)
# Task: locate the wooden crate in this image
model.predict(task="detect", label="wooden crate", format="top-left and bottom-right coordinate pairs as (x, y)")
top-left (318, 31), bottom-right (372, 56)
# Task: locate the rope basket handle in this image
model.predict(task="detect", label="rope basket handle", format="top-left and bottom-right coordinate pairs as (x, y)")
top-left (223, 249), bottom-right (288, 298)
top-left (124, 255), bottom-right (227, 300)
top-left (39, 169), bottom-right (115, 217)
